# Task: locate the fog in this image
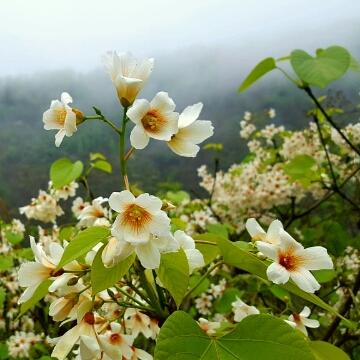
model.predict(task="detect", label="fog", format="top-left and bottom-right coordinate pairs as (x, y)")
top-left (1, 0), bottom-right (360, 76)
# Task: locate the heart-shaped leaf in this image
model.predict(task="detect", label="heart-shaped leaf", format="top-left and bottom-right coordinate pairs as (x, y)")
top-left (290, 46), bottom-right (351, 88)
top-left (239, 57), bottom-right (276, 92)
top-left (155, 311), bottom-right (315, 360)
top-left (50, 158), bottom-right (84, 189)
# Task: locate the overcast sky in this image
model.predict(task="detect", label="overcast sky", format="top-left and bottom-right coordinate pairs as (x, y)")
top-left (1, 0), bottom-right (359, 76)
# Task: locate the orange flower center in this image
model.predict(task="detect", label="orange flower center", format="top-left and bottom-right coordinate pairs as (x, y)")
top-left (56, 109), bottom-right (67, 125)
top-left (278, 249), bottom-right (303, 271)
top-left (110, 333), bottom-right (122, 345)
top-left (84, 312), bottom-right (95, 325)
top-left (122, 204), bottom-right (152, 233)
top-left (141, 109), bottom-right (166, 134)
top-left (292, 313), bottom-right (301, 323)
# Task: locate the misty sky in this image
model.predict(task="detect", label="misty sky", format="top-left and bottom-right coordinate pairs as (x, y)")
top-left (1, 0), bottom-right (360, 76)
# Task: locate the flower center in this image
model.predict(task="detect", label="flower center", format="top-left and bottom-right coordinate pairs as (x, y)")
top-left (122, 204), bottom-right (152, 233)
top-left (110, 333), bottom-right (122, 344)
top-left (50, 268), bottom-right (64, 277)
top-left (141, 109), bottom-right (166, 134)
top-left (278, 251), bottom-right (299, 271)
top-left (56, 109), bottom-right (67, 126)
top-left (292, 313), bottom-right (301, 323)
top-left (84, 312), bottom-right (95, 325)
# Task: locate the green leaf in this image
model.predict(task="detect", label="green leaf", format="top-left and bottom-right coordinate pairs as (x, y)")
top-left (290, 46), bottom-right (351, 88)
top-left (309, 341), bottom-right (350, 360)
top-left (313, 269), bottom-right (336, 284)
top-left (59, 226), bottom-right (76, 241)
top-left (92, 159), bottom-right (112, 174)
top-left (158, 249), bottom-right (189, 308)
top-left (91, 246), bottom-right (135, 295)
top-left (283, 155), bottom-right (320, 187)
top-left (188, 275), bottom-right (210, 297)
top-left (239, 57), bottom-right (276, 92)
top-left (50, 158), bottom-right (84, 189)
top-left (19, 279), bottom-right (52, 316)
top-left (171, 218), bottom-right (187, 232)
top-left (349, 56), bottom-right (360, 72)
top-left (0, 343), bottom-right (8, 360)
top-left (214, 288), bottom-right (243, 314)
top-left (206, 223), bottom-right (229, 238)
top-left (216, 236), bottom-right (349, 323)
top-left (57, 227), bottom-right (110, 269)
top-left (90, 152), bottom-right (106, 161)
top-left (155, 311), bottom-right (316, 360)
top-left (269, 285), bottom-right (291, 302)
top-left (0, 287), bottom-right (6, 308)
top-left (194, 233), bottom-right (220, 265)
top-left (5, 231), bottom-right (23, 245)
top-left (0, 255), bottom-right (13, 271)
top-left (165, 191), bottom-right (190, 205)
top-left (14, 248), bottom-right (34, 260)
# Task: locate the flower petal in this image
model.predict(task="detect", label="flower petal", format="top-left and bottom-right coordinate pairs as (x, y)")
top-left (127, 99), bottom-right (150, 124)
top-left (135, 193), bottom-right (162, 213)
top-left (301, 246), bottom-right (333, 270)
top-left (290, 268), bottom-right (320, 293)
top-left (61, 92), bottom-right (73, 105)
top-left (178, 103), bottom-right (203, 128)
top-left (266, 219), bottom-right (283, 245)
top-left (136, 242), bottom-right (161, 269)
top-left (130, 125), bottom-right (150, 149)
top-left (150, 92), bottom-right (176, 113)
top-left (178, 120), bottom-right (214, 144)
top-left (266, 262), bottom-right (290, 284)
top-left (167, 137), bottom-right (200, 157)
top-left (302, 318), bottom-right (319, 328)
top-left (245, 218), bottom-right (266, 240)
top-left (55, 129), bottom-right (66, 147)
top-left (256, 241), bottom-right (278, 261)
top-left (279, 229), bottom-right (304, 251)
top-left (109, 191), bottom-right (135, 213)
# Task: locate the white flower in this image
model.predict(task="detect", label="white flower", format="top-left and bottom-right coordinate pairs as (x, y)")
top-left (198, 318), bottom-right (220, 335)
top-left (127, 92), bottom-right (178, 150)
top-left (53, 181), bottom-right (79, 200)
top-left (98, 322), bottom-right (134, 359)
top-left (103, 51), bottom-right (154, 107)
top-left (167, 103), bottom-right (213, 157)
top-left (231, 297), bottom-right (259, 322)
top-left (268, 108), bottom-right (276, 118)
top-left (108, 191), bottom-right (173, 269)
top-left (52, 310), bottom-right (96, 360)
top-left (18, 237), bottom-right (81, 303)
top-left (256, 228), bottom-right (333, 293)
top-left (124, 309), bottom-right (153, 338)
top-left (43, 92), bottom-right (77, 147)
top-left (174, 230), bottom-right (204, 273)
top-left (78, 197), bottom-right (109, 227)
top-left (72, 197), bottom-right (90, 218)
top-left (245, 218), bottom-right (282, 245)
top-left (285, 306), bottom-right (319, 335)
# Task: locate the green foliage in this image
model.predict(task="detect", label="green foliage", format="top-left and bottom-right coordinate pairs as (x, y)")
top-left (90, 153), bottom-right (112, 173)
top-left (158, 249), bottom-right (189, 308)
top-left (59, 225), bottom-right (76, 241)
top-left (214, 288), bottom-right (242, 314)
top-left (313, 269), bottom-right (337, 284)
top-left (239, 57), bottom-right (276, 92)
top-left (57, 226), bottom-right (110, 269)
top-left (19, 279), bottom-right (52, 316)
top-left (188, 275), bottom-right (210, 297)
top-left (4, 231), bottom-right (23, 244)
top-left (194, 233), bottom-right (220, 265)
top-left (309, 341), bottom-right (350, 360)
top-left (91, 245), bottom-right (135, 295)
top-left (0, 343), bottom-right (8, 360)
top-left (0, 287), bottom-right (6, 308)
top-left (216, 235), bottom-right (349, 322)
top-left (290, 46), bottom-right (351, 88)
top-left (165, 191), bottom-right (190, 205)
top-left (50, 158), bottom-right (84, 189)
top-left (0, 255), bottom-right (13, 271)
top-left (155, 311), bottom-right (316, 360)
top-left (283, 155), bottom-right (320, 187)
